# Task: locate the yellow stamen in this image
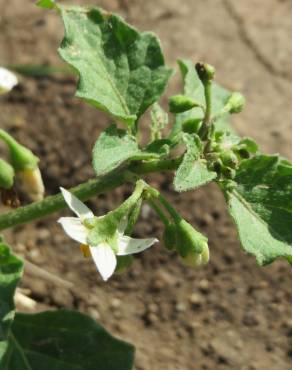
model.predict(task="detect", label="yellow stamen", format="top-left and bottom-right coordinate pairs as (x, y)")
top-left (80, 244), bottom-right (91, 258)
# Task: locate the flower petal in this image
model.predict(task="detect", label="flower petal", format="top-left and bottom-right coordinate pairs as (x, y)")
top-left (117, 236), bottom-right (158, 256)
top-left (58, 217), bottom-right (88, 244)
top-left (60, 187), bottom-right (94, 220)
top-left (89, 244), bottom-right (117, 281)
top-left (0, 67), bottom-right (18, 94)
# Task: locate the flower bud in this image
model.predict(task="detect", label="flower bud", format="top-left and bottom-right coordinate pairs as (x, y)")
top-left (163, 223), bottom-right (177, 251)
top-left (0, 67), bottom-right (18, 94)
top-left (115, 255), bottom-right (134, 274)
top-left (182, 118), bottom-right (202, 134)
top-left (182, 242), bottom-right (209, 268)
top-left (226, 92), bottom-right (245, 114)
top-left (221, 166), bottom-right (236, 179)
top-left (195, 62), bottom-right (215, 82)
top-left (169, 95), bottom-right (200, 113)
top-left (0, 130), bottom-right (45, 201)
top-left (220, 150), bottom-right (239, 168)
top-left (175, 219), bottom-right (207, 257)
top-left (18, 167), bottom-right (45, 201)
top-left (0, 159), bottom-right (14, 189)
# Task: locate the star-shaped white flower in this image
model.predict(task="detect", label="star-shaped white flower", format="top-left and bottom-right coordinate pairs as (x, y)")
top-left (58, 187), bottom-right (158, 281)
top-left (0, 67), bottom-right (18, 94)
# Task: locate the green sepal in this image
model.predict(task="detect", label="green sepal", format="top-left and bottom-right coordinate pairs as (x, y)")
top-left (87, 180), bottom-right (146, 248)
top-left (169, 94), bottom-right (200, 113)
top-left (58, 5), bottom-right (172, 126)
top-left (0, 159), bottom-right (15, 189)
top-left (124, 198), bottom-right (142, 235)
top-left (175, 219), bottom-right (207, 257)
top-left (0, 130), bottom-right (39, 172)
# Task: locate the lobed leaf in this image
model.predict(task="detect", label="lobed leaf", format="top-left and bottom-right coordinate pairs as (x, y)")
top-left (224, 155), bottom-right (292, 265)
top-left (174, 134), bottom-right (217, 192)
top-left (58, 5), bottom-right (172, 126)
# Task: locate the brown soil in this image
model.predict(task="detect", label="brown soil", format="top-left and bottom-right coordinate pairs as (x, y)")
top-left (1, 1), bottom-right (292, 369)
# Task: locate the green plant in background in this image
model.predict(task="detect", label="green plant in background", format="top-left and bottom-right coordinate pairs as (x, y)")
top-left (0, 0), bottom-right (291, 368)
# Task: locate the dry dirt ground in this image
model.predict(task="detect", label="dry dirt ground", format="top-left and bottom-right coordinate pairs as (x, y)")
top-left (1, 0), bottom-right (292, 369)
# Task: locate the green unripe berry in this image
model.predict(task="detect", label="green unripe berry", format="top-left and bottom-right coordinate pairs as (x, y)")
top-left (169, 95), bottom-right (200, 114)
top-left (182, 118), bottom-right (202, 134)
top-left (0, 159), bottom-right (15, 189)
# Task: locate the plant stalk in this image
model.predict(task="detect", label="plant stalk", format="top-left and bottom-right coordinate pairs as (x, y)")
top-left (0, 157), bottom-right (181, 231)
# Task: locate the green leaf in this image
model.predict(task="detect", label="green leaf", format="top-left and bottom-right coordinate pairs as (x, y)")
top-left (58, 6), bottom-right (172, 126)
top-left (0, 241), bottom-right (134, 369)
top-left (170, 59), bottom-right (232, 138)
top-left (224, 155), bottom-right (292, 265)
top-left (0, 240), bottom-right (23, 340)
top-left (36, 0), bottom-right (56, 9)
top-left (92, 125), bottom-right (160, 177)
top-left (3, 310), bottom-right (134, 370)
top-left (174, 134), bottom-right (217, 192)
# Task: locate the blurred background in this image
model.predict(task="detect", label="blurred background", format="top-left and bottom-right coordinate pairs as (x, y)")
top-left (0, 1), bottom-right (292, 369)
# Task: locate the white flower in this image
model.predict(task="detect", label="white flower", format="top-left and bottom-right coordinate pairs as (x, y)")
top-left (0, 67), bottom-right (18, 94)
top-left (58, 187), bottom-right (158, 281)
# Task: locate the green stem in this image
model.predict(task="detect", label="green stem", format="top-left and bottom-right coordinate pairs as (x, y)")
top-left (199, 81), bottom-right (212, 140)
top-left (157, 193), bottom-right (181, 223)
top-left (147, 199), bottom-right (169, 226)
top-left (0, 157), bottom-right (181, 231)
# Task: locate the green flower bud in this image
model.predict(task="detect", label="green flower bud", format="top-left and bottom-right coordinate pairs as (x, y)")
top-left (182, 242), bottom-right (209, 268)
top-left (175, 219), bottom-right (207, 257)
top-left (222, 166), bottom-right (236, 179)
top-left (227, 92), bottom-right (245, 114)
top-left (239, 138), bottom-right (258, 153)
top-left (0, 159), bottom-right (15, 189)
top-left (182, 118), bottom-right (202, 134)
top-left (220, 150), bottom-right (239, 168)
top-left (169, 95), bottom-right (200, 113)
top-left (212, 159), bottom-right (223, 174)
top-left (195, 62), bottom-right (215, 82)
top-left (0, 130), bottom-right (45, 201)
top-left (115, 255), bottom-right (134, 274)
top-left (0, 130), bottom-right (38, 172)
top-left (163, 223), bottom-right (177, 251)
top-left (237, 148), bottom-right (250, 159)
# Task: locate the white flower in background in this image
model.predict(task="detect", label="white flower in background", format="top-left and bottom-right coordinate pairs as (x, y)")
top-left (0, 67), bottom-right (18, 94)
top-left (58, 188), bottom-right (158, 281)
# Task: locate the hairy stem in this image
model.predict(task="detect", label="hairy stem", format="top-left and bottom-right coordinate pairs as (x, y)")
top-left (0, 157), bottom-right (181, 231)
